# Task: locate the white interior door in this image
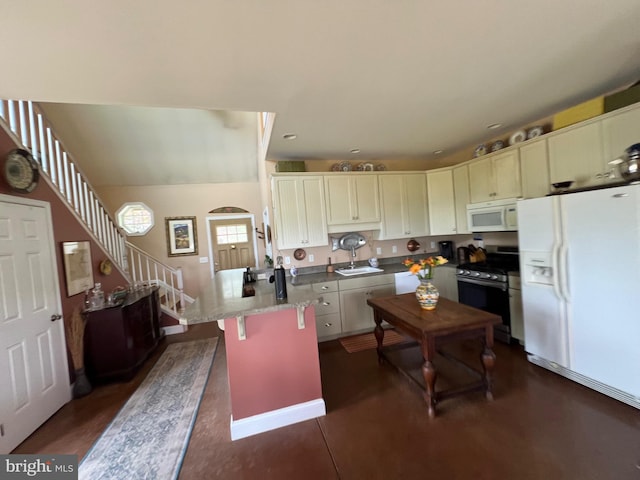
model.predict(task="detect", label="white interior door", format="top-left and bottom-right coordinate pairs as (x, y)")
top-left (0, 195), bottom-right (71, 453)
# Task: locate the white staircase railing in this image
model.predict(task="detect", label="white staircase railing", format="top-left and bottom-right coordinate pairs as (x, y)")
top-left (126, 242), bottom-right (195, 317)
top-left (0, 99), bottom-right (127, 272)
top-left (0, 99), bottom-right (194, 319)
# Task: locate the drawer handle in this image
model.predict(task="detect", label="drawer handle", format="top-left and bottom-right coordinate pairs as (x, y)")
top-left (322, 301), bottom-right (331, 306)
top-left (324, 322), bottom-right (332, 327)
top-left (321, 286), bottom-right (329, 290)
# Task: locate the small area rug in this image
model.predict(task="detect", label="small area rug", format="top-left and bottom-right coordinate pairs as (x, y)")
top-left (339, 329), bottom-right (410, 353)
top-left (79, 338), bottom-right (218, 480)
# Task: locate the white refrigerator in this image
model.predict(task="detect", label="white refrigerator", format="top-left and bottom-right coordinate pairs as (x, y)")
top-left (517, 184), bottom-right (640, 408)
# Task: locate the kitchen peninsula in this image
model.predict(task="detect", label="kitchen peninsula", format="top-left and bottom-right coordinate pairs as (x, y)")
top-left (181, 268), bottom-right (325, 440)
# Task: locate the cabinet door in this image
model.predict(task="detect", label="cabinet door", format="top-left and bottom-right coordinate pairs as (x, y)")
top-left (453, 165), bottom-right (471, 234)
top-left (468, 157), bottom-right (493, 203)
top-left (492, 150), bottom-right (521, 199)
top-left (324, 176), bottom-right (353, 225)
top-left (602, 105), bottom-right (640, 166)
top-left (378, 174), bottom-right (405, 238)
top-left (300, 177), bottom-right (329, 247)
top-left (509, 287), bottom-right (524, 344)
top-left (548, 122), bottom-right (605, 188)
top-left (432, 267), bottom-right (458, 301)
top-left (520, 139), bottom-right (550, 199)
top-left (352, 175), bottom-right (380, 223)
top-left (340, 284), bottom-right (395, 334)
top-left (427, 169), bottom-right (456, 235)
top-left (325, 175), bottom-right (379, 225)
top-left (404, 174), bottom-right (429, 237)
top-left (273, 176), bottom-right (327, 249)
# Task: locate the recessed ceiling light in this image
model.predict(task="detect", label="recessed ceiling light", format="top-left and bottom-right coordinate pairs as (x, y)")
top-left (283, 133), bottom-right (297, 140)
top-left (433, 150), bottom-right (444, 155)
top-left (350, 148), bottom-right (361, 154)
top-left (487, 123), bottom-right (502, 130)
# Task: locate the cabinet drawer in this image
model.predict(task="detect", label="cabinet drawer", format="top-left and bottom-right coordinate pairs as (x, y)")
top-left (338, 273), bottom-right (394, 290)
top-left (315, 313), bottom-right (342, 340)
top-left (312, 281), bottom-right (338, 293)
top-left (316, 292), bottom-right (340, 315)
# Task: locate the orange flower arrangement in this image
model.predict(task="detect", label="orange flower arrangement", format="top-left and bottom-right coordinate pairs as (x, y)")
top-left (402, 256), bottom-right (449, 280)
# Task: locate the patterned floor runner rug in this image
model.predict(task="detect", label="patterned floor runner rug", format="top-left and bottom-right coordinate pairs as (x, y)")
top-left (79, 338), bottom-right (219, 480)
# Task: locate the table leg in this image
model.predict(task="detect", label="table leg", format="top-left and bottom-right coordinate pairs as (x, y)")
top-left (373, 311), bottom-right (384, 364)
top-left (420, 336), bottom-right (437, 417)
top-left (482, 326), bottom-right (496, 401)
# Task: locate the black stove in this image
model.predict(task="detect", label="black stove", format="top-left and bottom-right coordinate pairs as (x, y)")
top-left (456, 246), bottom-right (519, 344)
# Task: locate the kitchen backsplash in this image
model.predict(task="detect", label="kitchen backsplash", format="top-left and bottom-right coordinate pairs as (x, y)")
top-left (274, 231), bottom-right (518, 270)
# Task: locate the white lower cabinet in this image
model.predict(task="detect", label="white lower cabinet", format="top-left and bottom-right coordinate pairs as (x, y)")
top-left (509, 274), bottom-right (524, 345)
top-left (431, 266), bottom-right (458, 301)
top-left (338, 274), bottom-right (395, 334)
top-left (312, 281), bottom-right (342, 341)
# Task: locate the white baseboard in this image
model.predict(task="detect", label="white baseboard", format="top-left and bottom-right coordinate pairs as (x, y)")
top-left (162, 324), bottom-right (188, 336)
top-left (230, 398), bottom-right (326, 441)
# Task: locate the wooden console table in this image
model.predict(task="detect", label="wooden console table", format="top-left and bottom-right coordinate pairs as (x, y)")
top-left (367, 294), bottom-right (501, 417)
top-left (84, 287), bottom-right (163, 382)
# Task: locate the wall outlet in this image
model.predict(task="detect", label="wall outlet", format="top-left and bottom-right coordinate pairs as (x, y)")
top-left (284, 256), bottom-right (291, 265)
top-left (376, 247), bottom-right (382, 255)
top-left (392, 245), bottom-right (397, 254)
top-left (430, 241), bottom-right (436, 249)
top-left (199, 257), bottom-right (209, 264)
top-left (309, 254), bottom-right (314, 262)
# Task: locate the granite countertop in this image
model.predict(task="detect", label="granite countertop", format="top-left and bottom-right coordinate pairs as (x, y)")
top-left (181, 256), bottom-right (459, 325)
top-left (180, 268), bottom-right (322, 325)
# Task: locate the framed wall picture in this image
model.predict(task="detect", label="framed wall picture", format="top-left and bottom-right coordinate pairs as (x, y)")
top-left (62, 241), bottom-right (94, 296)
top-left (165, 216), bottom-right (198, 256)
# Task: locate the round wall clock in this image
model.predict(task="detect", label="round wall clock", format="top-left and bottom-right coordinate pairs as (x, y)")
top-left (4, 149), bottom-right (40, 193)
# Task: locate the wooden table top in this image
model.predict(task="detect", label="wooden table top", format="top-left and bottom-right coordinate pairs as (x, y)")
top-left (367, 294), bottom-right (501, 339)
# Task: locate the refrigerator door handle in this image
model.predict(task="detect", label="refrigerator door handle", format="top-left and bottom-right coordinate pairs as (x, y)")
top-left (559, 243), bottom-right (570, 302)
top-left (552, 243), bottom-right (562, 300)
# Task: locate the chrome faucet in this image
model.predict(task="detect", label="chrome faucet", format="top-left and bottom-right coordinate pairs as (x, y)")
top-left (349, 246), bottom-right (357, 269)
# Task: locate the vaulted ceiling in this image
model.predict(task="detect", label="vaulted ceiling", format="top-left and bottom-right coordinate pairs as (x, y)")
top-left (1, 1), bottom-right (639, 186)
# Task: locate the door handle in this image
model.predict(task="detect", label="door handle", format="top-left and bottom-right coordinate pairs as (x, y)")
top-left (51, 314), bottom-right (62, 322)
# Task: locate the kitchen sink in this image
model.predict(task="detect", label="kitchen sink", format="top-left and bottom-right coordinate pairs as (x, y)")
top-left (335, 266), bottom-right (384, 276)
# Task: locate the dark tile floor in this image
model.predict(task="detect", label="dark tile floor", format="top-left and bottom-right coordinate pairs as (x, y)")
top-left (13, 323), bottom-right (640, 479)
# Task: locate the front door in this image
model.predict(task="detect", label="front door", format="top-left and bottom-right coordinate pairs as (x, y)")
top-left (0, 196), bottom-right (71, 453)
top-left (209, 217), bottom-right (256, 273)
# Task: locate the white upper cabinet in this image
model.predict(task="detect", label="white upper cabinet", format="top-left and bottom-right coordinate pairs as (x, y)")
top-left (324, 174), bottom-right (380, 232)
top-left (426, 169), bottom-right (456, 235)
top-left (452, 164), bottom-right (471, 234)
top-left (469, 150), bottom-right (521, 203)
top-left (520, 138), bottom-right (550, 199)
top-left (378, 173), bottom-right (429, 239)
top-left (548, 122), bottom-right (609, 188)
top-left (272, 175), bottom-right (328, 249)
top-left (601, 105), bottom-right (640, 165)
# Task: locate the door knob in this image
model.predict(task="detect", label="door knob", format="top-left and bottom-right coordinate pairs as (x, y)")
top-left (50, 314), bottom-right (62, 322)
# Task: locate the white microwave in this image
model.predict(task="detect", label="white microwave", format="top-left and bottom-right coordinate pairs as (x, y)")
top-left (467, 199), bottom-right (518, 232)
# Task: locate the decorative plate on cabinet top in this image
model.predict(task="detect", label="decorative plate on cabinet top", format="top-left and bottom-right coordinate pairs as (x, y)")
top-left (509, 130), bottom-right (527, 146)
top-left (490, 140), bottom-right (505, 152)
top-left (474, 144), bottom-right (487, 157)
top-left (375, 163), bottom-right (387, 171)
top-left (527, 126), bottom-right (544, 139)
top-left (338, 161), bottom-right (352, 172)
top-left (330, 163), bottom-right (341, 171)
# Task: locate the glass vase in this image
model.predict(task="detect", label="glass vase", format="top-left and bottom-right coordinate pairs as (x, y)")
top-left (415, 279), bottom-right (439, 310)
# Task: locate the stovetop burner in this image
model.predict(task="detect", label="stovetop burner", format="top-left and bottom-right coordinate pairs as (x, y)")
top-left (456, 248), bottom-right (520, 283)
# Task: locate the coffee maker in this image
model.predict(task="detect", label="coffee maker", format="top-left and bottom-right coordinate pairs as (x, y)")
top-left (438, 240), bottom-right (454, 260)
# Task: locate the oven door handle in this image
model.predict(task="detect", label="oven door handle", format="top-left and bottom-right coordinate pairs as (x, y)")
top-left (457, 277), bottom-right (508, 291)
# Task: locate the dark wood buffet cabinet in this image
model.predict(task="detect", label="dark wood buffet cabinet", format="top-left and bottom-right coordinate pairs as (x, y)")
top-left (83, 286), bottom-right (163, 382)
